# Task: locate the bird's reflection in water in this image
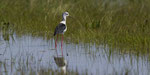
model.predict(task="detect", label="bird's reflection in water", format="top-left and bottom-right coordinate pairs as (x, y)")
top-left (54, 56), bottom-right (67, 74)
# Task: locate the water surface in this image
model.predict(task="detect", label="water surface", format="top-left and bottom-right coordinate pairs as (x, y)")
top-left (0, 33), bottom-right (150, 75)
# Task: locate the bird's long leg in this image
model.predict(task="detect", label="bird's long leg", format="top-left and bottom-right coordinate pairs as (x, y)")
top-left (55, 34), bottom-right (58, 56)
top-left (55, 34), bottom-right (58, 49)
top-left (61, 34), bottom-right (63, 56)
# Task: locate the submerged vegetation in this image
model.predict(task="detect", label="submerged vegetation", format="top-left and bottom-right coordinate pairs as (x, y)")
top-left (0, 0), bottom-right (150, 51)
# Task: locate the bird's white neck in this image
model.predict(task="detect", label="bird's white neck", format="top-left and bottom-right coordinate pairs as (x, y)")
top-left (62, 15), bottom-right (67, 21)
top-left (61, 15), bottom-right (67, 24)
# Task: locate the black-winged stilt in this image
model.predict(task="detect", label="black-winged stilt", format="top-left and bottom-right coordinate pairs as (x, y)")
top-left (54, 12), bottom-right (69, 56)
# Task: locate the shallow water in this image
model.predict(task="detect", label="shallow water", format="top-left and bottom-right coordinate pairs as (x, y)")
top-left (0, 33), bottom-right (150, 75)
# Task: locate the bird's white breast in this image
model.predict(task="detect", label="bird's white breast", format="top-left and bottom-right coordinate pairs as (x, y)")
top-left (64, 26), bottom-right (67, 32)
top-left (60, 21), bottom-right (66, 24)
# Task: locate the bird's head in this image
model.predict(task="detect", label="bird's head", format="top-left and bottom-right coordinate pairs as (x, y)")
top-left (63, 12), bottom-right (69, 17)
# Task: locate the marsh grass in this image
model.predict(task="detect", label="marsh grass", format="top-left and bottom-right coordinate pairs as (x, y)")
top-left (0, 55), bottom-right (81, 75)
top-left (0, 0), bottom-right (150, 53)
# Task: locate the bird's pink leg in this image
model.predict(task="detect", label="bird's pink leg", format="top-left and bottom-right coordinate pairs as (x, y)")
top-left (55, 34), bottom-right (58, 56)
top-left (61, 34), bottom-right (63, 56)
top-left (55, 34), bottom-right (58, 49)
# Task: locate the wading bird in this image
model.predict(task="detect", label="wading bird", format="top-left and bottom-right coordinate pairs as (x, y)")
top-left (54, 12), bottom-right (69, 56)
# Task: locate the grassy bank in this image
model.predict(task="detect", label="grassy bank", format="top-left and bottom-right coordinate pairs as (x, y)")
top-left (0, 0), bottom-right (150, 50)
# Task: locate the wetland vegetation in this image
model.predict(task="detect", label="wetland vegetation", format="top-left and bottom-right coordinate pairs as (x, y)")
top-left (0, 0), bottom-right (150, 48)
top-left (0, 0), bottom-right (150, 75)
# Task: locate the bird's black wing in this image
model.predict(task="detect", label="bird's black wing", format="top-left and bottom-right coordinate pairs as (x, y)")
top-left (54, 23), bottom-right (66, 36)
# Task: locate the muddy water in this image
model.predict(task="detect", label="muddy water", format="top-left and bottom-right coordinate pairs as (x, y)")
top-left (0, 34), bottom-right (149, 75)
